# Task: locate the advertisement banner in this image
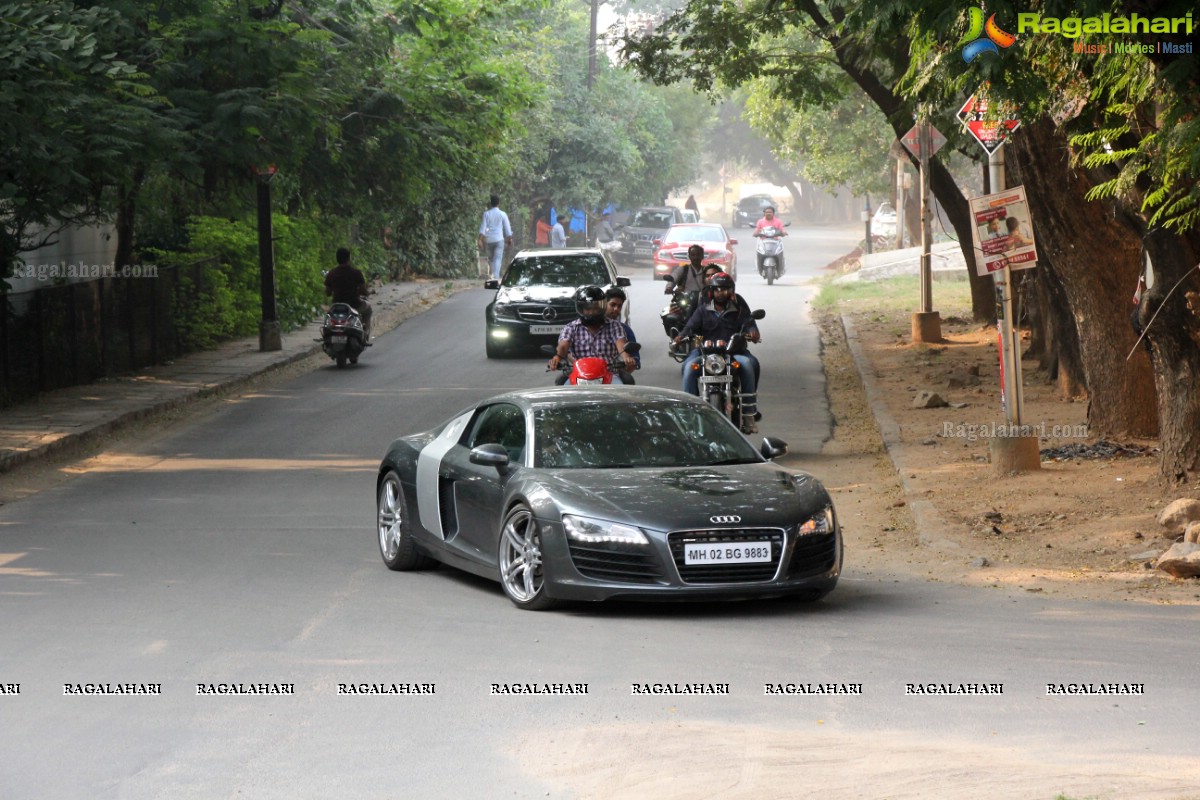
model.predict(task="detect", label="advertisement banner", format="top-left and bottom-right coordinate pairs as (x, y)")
top-left (969, 185), bottom-right (1038, 276)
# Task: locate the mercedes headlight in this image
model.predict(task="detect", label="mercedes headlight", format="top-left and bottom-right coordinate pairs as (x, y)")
top-left (563, 515), bottom-right (649, 545)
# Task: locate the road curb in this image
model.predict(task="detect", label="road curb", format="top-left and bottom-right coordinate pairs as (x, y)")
top-left (0, 279), bottom-right (475, 475)
top-left (839, 314), bottom-right (960, 551)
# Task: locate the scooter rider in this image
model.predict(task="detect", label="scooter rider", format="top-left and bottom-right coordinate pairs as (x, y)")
top-left (753, 206), bottom-right (787, 278)
top-left (324, 247), bottom-right (372, 339)
top-left (672, 272), bottom-right (762, 434)
top-left (548, 285), bottom-right (637, 383)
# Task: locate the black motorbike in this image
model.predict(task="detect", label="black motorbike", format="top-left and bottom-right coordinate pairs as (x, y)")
top-left (319, 303), bottom-right (370, 368)
top-left (688, 309), bottom-right (765, 429)
top-left (661, 286), bottom-right (702, 363)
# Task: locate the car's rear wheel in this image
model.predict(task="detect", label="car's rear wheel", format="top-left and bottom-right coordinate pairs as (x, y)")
top-left (498, 505), bottom-right (557, 611)
top-left (377, 471), bottom-right (435, 570)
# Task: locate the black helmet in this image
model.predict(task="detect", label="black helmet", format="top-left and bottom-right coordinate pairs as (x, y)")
top-left (575, 285), bottom-right (606, 324)
top-left (707, 271), bottom-right (735, 291)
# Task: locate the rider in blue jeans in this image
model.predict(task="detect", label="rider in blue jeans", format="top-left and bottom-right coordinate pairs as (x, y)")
top-left (671, 271), bottom-right (761, 433)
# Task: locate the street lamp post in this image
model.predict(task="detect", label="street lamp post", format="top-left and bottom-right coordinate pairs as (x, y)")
top-left (253, 165), bottom-right (282, 352)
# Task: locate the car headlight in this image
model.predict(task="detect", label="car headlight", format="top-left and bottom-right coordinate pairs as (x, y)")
top-left (797, 506), bottom-right (835, 536)
top-left (656, 250), bottom-right (671, 261)
top-left (492, 304), bottom-right (519, 320)
top-left (563, 514), bottom-right (649, 545)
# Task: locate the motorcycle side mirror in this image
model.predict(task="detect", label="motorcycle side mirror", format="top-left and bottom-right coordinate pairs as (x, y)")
top-left (784, 221), bottom-right (792, 227)
top-left (469, 443), bottom-right (510, 468)
top-left (484, 279), bottom-right (500, 290)
top-left (760, 437), bottom-right (788, 459)
top-left (752, 309), bottom-right (766, 320)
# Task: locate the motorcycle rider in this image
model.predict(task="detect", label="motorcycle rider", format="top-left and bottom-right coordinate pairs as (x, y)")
top-left (604, 286), bottom-right (639, 384)
top-left (323, 247), bottom-right (372, 339)
top-left (548, 285), bottom-right (637, 383)
top-left (660, 243), bottom-right (710, 352)
top-left (662, 243), bottom-right (708, 295)
top-left (671, 272), bottom-right (762, 434)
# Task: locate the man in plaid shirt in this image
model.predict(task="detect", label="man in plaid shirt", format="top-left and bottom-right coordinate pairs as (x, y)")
top-left (547, 286), bottom-right (636, 383)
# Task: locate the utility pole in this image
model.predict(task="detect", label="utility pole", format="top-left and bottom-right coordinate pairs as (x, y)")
top-left (253, 165), bottom-right (281, 352)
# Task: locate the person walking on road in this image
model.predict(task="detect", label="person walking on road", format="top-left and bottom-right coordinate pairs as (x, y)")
top-left (550, 211), bottom-right (568, 249)
top-left (479, 194), bottom-right (514, 280)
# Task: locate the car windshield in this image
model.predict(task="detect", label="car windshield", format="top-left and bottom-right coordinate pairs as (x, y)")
top-left (532, 401), bottom-right (761, 469)
top-left (739, 197), bottom-right (772, 211)
top-left (629, 210), bottom-right (675, 228)
top-left (668, 225), bottom-right (725, 243)
top-left (503, 254), bottom-right (609, 287)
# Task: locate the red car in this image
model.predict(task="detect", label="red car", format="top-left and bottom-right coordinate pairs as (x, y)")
top-left (652, 223), bottom-right (738, 281)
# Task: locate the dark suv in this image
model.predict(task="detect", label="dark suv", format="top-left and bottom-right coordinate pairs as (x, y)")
top-left (615, 206), bottom-right (684, 265)
top-left (732, 195), bottom-right (777, 228)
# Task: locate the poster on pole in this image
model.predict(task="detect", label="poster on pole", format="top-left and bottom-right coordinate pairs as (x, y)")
top-left (969, 185), bottom-right (1038, 276)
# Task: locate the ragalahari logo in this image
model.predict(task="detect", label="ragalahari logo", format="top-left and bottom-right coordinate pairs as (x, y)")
top-left (960, 6), bottom-right (1017, 62)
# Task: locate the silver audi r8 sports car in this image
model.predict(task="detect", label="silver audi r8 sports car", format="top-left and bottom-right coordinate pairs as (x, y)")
top-left (375, 387), bottom-right (842, 610)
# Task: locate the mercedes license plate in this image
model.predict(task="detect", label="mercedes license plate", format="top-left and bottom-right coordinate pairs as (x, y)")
top-left (530, 325), bottom-right (565, 335)
top-left (684, 542), bottom-right (772, 565)
top-left (331, 335), bottom-right (347, 344)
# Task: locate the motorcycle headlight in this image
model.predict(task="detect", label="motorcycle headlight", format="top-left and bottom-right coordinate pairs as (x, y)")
top-left (797, 506), bottom-right (835, 536)
top-left (704, 353), bottom-right (727, 373)
top-left (563, 515), bottom-right (649, 546)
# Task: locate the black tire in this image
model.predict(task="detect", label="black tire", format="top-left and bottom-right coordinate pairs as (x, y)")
top-left (336, 354), bottom-right (347, 368)
top-left (766, 266), bottom-right (776, 286)
top-left (377, 471), bottom-right (436, 571)
top-left (497, 504), bottom-right (558, 611)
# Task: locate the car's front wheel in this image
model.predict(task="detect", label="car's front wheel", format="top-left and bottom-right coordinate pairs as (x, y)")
top-left (497, 504), bottom-right (558, 610)
top-left (377, 471), bottom-right (435, 570)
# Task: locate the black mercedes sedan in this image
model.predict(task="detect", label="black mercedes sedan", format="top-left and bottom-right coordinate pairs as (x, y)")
top-left (484, 248), bottom-right (630, 358)
top-left (376, 387), bottom-right (843, 610)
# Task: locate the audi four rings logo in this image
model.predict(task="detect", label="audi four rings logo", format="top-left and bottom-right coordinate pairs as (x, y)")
top-left (709, 515), bottom-right (741, 524)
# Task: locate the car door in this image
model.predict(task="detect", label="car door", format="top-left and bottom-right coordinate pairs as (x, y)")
top-left (439, 402), bottom-right (528, 563)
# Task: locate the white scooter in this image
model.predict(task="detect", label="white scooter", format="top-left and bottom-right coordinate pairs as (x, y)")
top-left (755, 223), bottom-right (790, 285)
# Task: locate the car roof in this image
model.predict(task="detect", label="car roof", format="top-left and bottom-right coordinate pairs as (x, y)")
top-left (485, 385), bottom-right (703, 409)
top-left (511, 247), bottom-right (607, 258)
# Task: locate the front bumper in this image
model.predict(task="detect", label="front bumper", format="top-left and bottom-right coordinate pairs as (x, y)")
top-left (539, 518), bottom-right (842, 602)
top-left (486, 316), bottom-right (566, 353)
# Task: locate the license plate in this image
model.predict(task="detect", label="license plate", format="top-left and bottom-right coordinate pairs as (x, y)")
top-left (331, 335), bottom-right (347, 344)
top-left (684, 542), bottom-right (772, 565)
top-left (699, 375), bottom-right (732, 384)
top-left (530, 325), bottom-right (564, 335)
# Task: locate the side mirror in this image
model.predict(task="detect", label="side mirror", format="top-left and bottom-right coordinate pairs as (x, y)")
top-left (652, 238), bottom-right (662, 247)
top-left (469, 443), bottom-right (510, 468)
top-left (760, 437), bottom-right (788, 459)
top-left (784, 221), bottom-right (793, 227)
top-left (484, 279), bottom-right (500, 290)
top-left (752, 309), bottom-right (766, 320)
top-left (728, 239), bottom-right (738, 246)
top-left (616, 276), bottom-right (631, 287)
top-left (624, 342), bottom-right (642, 355)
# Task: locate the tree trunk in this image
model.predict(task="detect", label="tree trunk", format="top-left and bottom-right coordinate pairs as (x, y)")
top-left (1139, 231), bottom-right (1200, 482)
top-left (1008, 118), bottom-right (1157, 438)
top-left (113, 172), bottom-right (143, 269)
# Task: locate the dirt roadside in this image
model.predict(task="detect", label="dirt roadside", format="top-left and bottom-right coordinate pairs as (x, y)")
top-left (812, 271), bottom-right (1200, 606)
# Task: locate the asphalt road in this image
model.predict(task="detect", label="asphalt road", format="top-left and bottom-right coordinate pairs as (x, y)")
top-left (2, 225), bottom-right (1199, 799)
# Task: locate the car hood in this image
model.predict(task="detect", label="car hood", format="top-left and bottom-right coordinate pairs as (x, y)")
top-left (623, 224), bottom-right (668, 236)
top-left (530, 464), bottom-right (830, 530)
top-left (493, 284), bottom-right (577, 305)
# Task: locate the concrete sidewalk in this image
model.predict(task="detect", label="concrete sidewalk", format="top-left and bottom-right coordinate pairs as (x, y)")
top-left (0, 279), bottom-right (473, 474)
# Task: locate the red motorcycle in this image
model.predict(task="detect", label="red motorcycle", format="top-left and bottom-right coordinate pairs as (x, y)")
top-left (542, 343), bottom-right (641, 385)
